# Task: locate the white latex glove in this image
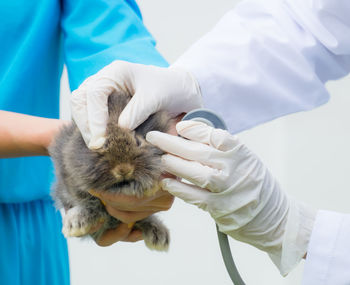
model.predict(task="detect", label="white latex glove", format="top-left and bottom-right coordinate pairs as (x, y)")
top-left (70, 60), bottom-right (202, 149)
top-left (146, 121), bottom-right (316, 276)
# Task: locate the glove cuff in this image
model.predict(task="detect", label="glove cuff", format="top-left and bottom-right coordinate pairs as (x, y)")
top-left (270, 199), bottom-right (317, 276)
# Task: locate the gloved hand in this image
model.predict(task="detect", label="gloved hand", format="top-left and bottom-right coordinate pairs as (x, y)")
top-left (146, 120), bottom-right (316, 276)
top-left (70, 60), bottom-right (202, 149)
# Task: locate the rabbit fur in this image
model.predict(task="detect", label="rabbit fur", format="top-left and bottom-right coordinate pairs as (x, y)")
top-left (49, 90), bottom-right (171, 251)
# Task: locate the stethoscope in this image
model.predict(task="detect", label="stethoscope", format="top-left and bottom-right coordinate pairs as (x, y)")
top-left (182, 109), bottom-right (246, 285)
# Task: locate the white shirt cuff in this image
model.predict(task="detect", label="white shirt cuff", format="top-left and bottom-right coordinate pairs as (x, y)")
top-left (302, 210), bottom-right (350, 284)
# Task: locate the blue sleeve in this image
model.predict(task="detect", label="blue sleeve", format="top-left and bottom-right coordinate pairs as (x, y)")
top-left (61, 0), bottom-right (168, 90)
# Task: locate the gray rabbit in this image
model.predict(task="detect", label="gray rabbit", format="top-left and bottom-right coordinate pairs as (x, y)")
top-left (49, 90), bottom-right (171, 251)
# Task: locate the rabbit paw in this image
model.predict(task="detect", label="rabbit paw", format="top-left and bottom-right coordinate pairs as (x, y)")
top-left (138, 219), bottom-right (170, 251)
top-left (62, 206), bottom-right (95, 237)
top-left (143, 225), bottom-right (169, 251)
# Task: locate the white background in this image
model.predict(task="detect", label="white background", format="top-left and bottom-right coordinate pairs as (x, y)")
top-left (59, 0), bottom-right (350, 284)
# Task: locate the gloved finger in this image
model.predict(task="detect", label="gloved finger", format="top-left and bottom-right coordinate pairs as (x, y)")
top-left (161, 178), bottom-right (210, 210)
top-left (118, 91), bottom-right (156, 130)
top-left (162, 154), bottom-right (224, 193)
top-left (71, 86), bottom-right (91, 146)
top-left (86, 77), bottom-right (116, 149)
top-left (146, 131), bottom-right (222, 167)
top-left (176, 120), bottom-right (240, 151)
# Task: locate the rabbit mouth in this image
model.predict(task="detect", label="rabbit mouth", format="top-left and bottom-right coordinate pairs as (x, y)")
top-left (109, 179), bottom-right (148, 193)
top-left (107, 179), bottom-right (150, 198)
top-left (110, 180), bottom-right (135, 189)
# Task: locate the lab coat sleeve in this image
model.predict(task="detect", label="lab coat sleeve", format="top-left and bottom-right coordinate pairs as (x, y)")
top-left (302, 210), bottom-right (350, 284)
top-left (61, 0), bottom-right (168, 90)
top-left (175, 0), bottom-right (350, 134)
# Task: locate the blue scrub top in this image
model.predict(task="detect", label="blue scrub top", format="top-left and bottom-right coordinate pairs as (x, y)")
top-left (0, 0), bottom-right (167, 284)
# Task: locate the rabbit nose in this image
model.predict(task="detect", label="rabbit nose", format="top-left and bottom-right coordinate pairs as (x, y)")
top-left (112, 163), bottom-right (135, 179)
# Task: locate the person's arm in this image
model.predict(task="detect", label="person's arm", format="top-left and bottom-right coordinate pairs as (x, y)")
top-left (0, 111), bottom-right (64, 158)
top-left (174, 0), bottom-right (350, 133)
top-left (148, 121), bottom-right (350, 282)
top-left (146, 120), bottom-right (316, 276)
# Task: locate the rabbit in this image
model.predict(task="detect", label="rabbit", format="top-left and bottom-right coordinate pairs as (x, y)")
top-left (48, 90), bottom-right (172, 251)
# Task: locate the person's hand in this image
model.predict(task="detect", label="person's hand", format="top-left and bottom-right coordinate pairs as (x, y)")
top-left (89, 189), bottom-right (174, 224)
top-left (64, 214), bottom-right (143, 247)
top-left (146, 120), bottom-right (317, 276)
top-left (88, 189), bottom-right (174, 246)
top-left (89, 221), bottom-right (144, 247)
top-left (70, 60), bottom-right (202, 149)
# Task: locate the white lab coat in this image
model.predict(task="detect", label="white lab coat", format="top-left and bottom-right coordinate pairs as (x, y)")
top-left (175, 0), bottom-right (350, 283)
